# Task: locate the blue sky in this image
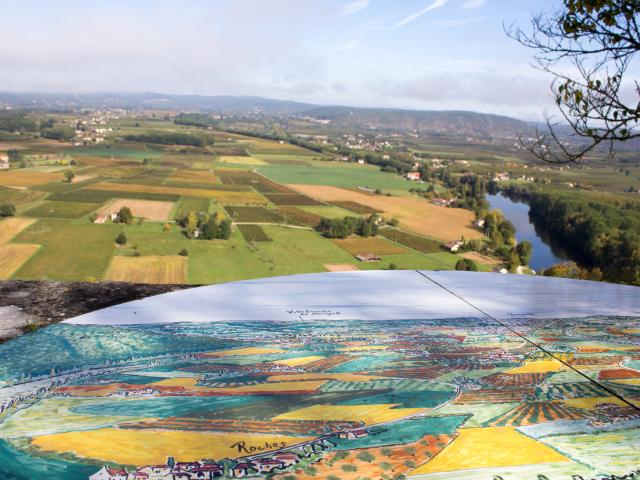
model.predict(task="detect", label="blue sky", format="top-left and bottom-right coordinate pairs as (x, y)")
top-left (0, 0), bottom-right (562, 119)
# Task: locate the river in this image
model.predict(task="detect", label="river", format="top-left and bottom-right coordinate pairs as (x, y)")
top-left (486, 193), bottom-right (572, 272)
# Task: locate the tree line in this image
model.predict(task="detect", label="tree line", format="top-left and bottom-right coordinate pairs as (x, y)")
top-left (174, 113), bottom-right (219, 129)
top-left (0, 111), bottom-right (74, 141)
top-left (498, 183), bottom-right (640, 285)
top-left (316, 214), bottom-right (380, 239)
top-left (124, 131), bottom-right (213, 147)
top-left (176, 211), bottom-right (232, 240)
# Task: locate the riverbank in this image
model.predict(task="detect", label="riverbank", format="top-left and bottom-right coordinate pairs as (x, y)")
top-left (485, 193), bottom-right (572, 272)
top-left (488, 183), bottom-right (640, 285)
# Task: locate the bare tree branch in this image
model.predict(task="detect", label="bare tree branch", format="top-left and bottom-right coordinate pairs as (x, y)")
top-left (507, 0), bottom-right (640, 163)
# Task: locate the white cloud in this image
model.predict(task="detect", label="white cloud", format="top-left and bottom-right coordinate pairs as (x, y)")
top-left (334, 39), bottom-right (361, 51)
top-left (394, 0), bottom-right (449, 28)
top-left (430, 17), bottom-right (483, 27)
top-left (375, 69), bottom-right (554, 117)
top-left (341, 0), bottom-right (370, 16)
top-left (461, 0), bottom-right (487, 9)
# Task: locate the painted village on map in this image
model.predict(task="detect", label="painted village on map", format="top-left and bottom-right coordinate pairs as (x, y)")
top-left (0, 272), bottom-right (639, 480)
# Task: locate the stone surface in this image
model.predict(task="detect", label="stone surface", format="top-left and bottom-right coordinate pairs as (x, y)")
top-left (0, 280), bottom-right (193, 342)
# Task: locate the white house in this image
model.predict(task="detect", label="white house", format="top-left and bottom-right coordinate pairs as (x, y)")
top-left (443, 241), bottom-right (464, 253)
top-left (89, 466), bottom-right (129, 480)
top-left (135, 465), bottom-right (172, 479)
top-left (432, 198), bottom-right (454, 207)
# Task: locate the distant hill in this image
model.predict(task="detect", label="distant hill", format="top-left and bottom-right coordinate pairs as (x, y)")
top-left (0, 92), bottom-right (535, 139)
top-left (297, 106), bottom-right (530, 139)
top-left (0, 92), bottom-right (315, 115)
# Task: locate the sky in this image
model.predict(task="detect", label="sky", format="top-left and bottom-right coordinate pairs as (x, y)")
top-left (0, 0), bottom-right (565, 120)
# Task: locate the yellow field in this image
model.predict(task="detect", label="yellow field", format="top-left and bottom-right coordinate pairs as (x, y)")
top-left (563, 396), bottom-right (629, 409)
top-left (152, 377), bottom-right (202, 388)
top-left (610, 379), bottom-right (640, 385)
top-left (274, 404), bottom-right (424, 425)
top-left (207, 346), bottom-right (285, 356)
top-left (71, 174), bottom-right (96, 183)
top-left (168, 169), bottom-right (218, 184)
top-left (267, 373), bottom-right (384, 382)
top-left (339, 345), bottom-right (388, 352)
top-left (410, 427), bottom-right (569, 475)
top-left (324, 264), bottom-right (359, 272)
top-left (272, 356), bottom-right (325, 367)
top-left (461, 251), bottom-right (502, 266)
top-left (290, 184), bottom-right (482, 242)
top-left (504, 360), bottom-right (565, 374)
top-left (0, 218), bottom-right (36, 245)
top-left (32, 429), bottom-right (313, 465)
top-left (89, 183), bottom-right (267, 204)
top-left (216, 380), bottom-right (326, 393)
top-left (218, 156), bottom-right (266, 165)
top-left (229, 135), bottom-right (313, 154)
top-left (151, 377), bottom-right (326, 394)
top-left (99, 199), bottom-right (174, 221)
top-left (0, 170), bottom-right (61, 187)
top-left (105, 255), bottom-right (187, 284)
top-left (0, 244), bottom-right (40, 279)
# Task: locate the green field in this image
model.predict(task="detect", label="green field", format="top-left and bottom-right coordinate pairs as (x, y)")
top-left (68, 145), bottom-right (164, 160)
top-left (257, 161), bottom-right (417, 191)
top-left (224, 206), bottom-right (285, 223)
top-left (12, 219), bottom-right (123, 281)
top-left (188, 226), bottom-right (358, 283)
top-left (176, 197), bottom-right (211, 217)
top-left (357, 251), bottom-right (461, 271)
top-left (379, 228), bottom-right (442, 254)
top-left (237, 224), bottom-right (272, 243)
top-left (110, 223), bottom-right (357, 283)
top-left (0, 117), bottom-right (521, 284)
top-left (49, 189), bottom-right (181, 203)
top-left (31, 176), bottom-right (106, 193)
top-left (23, 201), bottom-right (101, 219)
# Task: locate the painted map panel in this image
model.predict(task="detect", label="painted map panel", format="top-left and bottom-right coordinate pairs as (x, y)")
top-left (0, 271), bottom-right (639, 480)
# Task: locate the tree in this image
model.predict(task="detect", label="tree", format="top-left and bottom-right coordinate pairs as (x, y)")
top-left (509, 0), bottom-right (640, 162)
top-left (202, 218), bottom-right (219, 240)
top-left (455, 258), bottom-right (479, 271)
top-left (64, 170), bottom-right (75, 183)
top-left (507, 248), bottom-right (521, 272)
top-left (7, 149), bottom-right (21, 162)
top-left (115, 233), bottom-right (127, 245)
top-left (0, 203), bottom-right (16, 217)
top-left (516, 240), bottom-right (533, 265)
top-left (356, 451), bottom-right (376, 463)
top-left (217, 218), bottom-right (232, 239)
top-left (118, 207), bottom-right (134, 225)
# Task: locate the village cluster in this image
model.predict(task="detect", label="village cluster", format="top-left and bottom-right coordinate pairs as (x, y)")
top-left (90, 432), bottom-right (364, 480)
